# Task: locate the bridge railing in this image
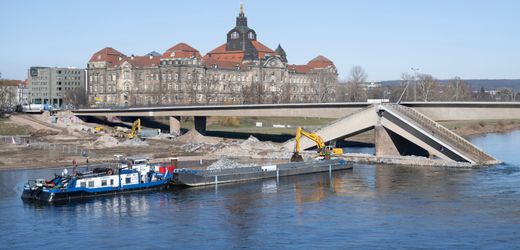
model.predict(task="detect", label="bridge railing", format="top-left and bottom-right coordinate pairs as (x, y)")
top-left (384, 104), bottom-right (494, 162)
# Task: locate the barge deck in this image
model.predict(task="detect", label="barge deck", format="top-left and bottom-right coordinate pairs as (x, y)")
top-left (173, 159), bottom-right (352, 187)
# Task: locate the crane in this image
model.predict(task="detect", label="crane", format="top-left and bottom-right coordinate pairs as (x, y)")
top-left (290, 127), bottom-right (343, 162)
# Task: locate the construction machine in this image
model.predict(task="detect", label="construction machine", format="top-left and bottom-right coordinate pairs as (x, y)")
top-left (290, 127), bottom-right (343, 162)
top-left (127, 119), bottom-right (141, 139)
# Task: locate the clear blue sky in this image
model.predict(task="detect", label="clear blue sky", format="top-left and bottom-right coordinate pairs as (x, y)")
top-left (1, 0), bottom-right (519, 81)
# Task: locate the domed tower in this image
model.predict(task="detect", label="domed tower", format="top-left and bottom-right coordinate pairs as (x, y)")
top-left (275, 44), bottom-right (287, 63)
top-left (226, 4), bottom-right (258, 60)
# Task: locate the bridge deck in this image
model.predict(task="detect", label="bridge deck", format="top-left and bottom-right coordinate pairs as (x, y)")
top-left (284, 104), bottom-right (499, 165)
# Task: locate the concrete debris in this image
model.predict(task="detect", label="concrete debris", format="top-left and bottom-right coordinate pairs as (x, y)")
top-left (182, 143), bottom-right (202, 152)
top-left (92, 135), bottom-right (120, 148)
top-left (212, 135), bottom-right (285, 158)
top-left (343, 153), bottom-right (475, 168)
top-left (156, 133), bottom-right (176, 140)
top-left (176, 129), bottom-right (221, 145)
top-left (206, 157), bottom-right (255, 170)
top-left (120, 138), bottom-right (149, 147)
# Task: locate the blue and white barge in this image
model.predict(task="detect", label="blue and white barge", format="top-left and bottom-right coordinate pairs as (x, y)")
top-left (21, 156), bottom-right (175, 203)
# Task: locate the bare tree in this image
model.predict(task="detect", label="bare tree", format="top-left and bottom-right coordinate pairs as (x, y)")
top-left (0, 80), bottom-right (16, 114)
top-left (63, 88), bottom-right (87, 108)
top-left (366, 86), bottom-right (385, 100)
top-left (496, 88), bottom-right (517, 102)
top-left (345, 66), bottom-right (368, 102)
top-left (310, 70), bottom-right (336, 103)
top-left (416, 74), bottom-right (439, 101)
top-left (335, 82), bottom-right (347, 102)
top-left (446, 76), bottom-right (472, 101)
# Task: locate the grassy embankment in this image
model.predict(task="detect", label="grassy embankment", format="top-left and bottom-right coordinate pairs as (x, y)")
top-left (0, 117), bottom-right (31, 136)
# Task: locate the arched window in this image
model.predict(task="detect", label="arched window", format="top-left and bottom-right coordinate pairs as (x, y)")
top-left (248, 32), bottom-right (255, 39)
top-left (231, 31), bottom-right (239, 39)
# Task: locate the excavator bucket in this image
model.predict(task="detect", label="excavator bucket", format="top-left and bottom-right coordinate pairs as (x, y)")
top-left (290, 152), bottom-right (304, 162)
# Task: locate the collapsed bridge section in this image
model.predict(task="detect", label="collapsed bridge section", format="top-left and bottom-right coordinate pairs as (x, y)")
top-left (284, 104), bottom-right (499, 165)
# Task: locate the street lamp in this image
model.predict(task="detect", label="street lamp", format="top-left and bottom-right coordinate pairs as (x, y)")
top-left (411, 68), bottom-right (419, 102)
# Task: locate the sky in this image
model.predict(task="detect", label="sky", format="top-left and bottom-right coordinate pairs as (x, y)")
top-left (1, 0), bottom-right (519, 81)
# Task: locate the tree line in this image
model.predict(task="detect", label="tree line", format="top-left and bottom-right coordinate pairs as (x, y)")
top-left (335, 66), bottom-right (518, 102)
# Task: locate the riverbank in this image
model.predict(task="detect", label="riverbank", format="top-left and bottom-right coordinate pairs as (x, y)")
top-left (0, 113), bottom-right (517, 170)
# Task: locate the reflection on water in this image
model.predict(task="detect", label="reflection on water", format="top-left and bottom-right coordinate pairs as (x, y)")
top-left (0, 131), bottom-right (520, 248)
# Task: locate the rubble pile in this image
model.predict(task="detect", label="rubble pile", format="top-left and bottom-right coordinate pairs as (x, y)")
top-left (212, 136), bottom-right (284, 158)
top-left (206, 157), bottom-right (255, 170)
top-left (176, 129), bottom-right (221, 145)
top-left (120, 138), bottom-right (149, 147)
top-left (92, 135), bottom-right (120, 148)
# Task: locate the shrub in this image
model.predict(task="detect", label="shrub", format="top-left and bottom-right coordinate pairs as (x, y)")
top-left (218, 117), bottom-right (241, 127)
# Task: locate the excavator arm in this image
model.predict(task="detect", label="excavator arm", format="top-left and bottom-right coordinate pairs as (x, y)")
top-left (291, 127), bottom-right (343, 162)
top-left (128, 119), bottom-right (141, 139)
top-left (291, 127), bottom-right (326, 162)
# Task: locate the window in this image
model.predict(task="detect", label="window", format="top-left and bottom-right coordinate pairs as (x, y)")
top-left (231, 31), bottom-right (239, 39)
top-left (101, 180), bottom-right (107, 186)
top-left (88, 181), bottom-right (94, 187)
top-left (80, 182), bottom-right (86, 188)
top-left (248, 32), bottom-right (254, 39)
top-left (125, 177), bottom-right (131, 184)
top-left (110, 179), bottom-right (114, 186)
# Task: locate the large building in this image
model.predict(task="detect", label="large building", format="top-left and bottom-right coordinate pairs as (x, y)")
top-left (0, 79), bottom-right (27, 111)
top-left (28, 67), bottom-right (85, 107)
top-left (87, 5), bottom-right (338, 107)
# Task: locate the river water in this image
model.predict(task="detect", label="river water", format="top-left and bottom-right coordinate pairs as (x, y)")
top-left (1, 131), bottom-right (520, 249)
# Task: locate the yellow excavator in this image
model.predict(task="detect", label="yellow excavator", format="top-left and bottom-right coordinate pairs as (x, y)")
top-left (127, 119), bottom-right (141, 139)
top-left (290, 127), bottom-right (343, 162)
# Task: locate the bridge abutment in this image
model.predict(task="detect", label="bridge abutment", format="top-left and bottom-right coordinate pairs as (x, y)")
top-left (194, 116), bottom-right (207, 135)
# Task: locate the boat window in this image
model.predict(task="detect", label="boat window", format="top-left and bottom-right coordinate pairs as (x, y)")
top-left (110, 179), bottom-right (114, 186)
top-left (88, 181), bottom-right (94, 187)
top-left (101, 180), bottom-right (107, 186)
top-left (80, 182), bottom-right (86, 188)
top-left (125, 177), bottom-right (131, 184)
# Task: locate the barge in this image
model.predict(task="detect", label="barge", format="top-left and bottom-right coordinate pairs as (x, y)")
top-left (22, 156), bottom-right (175, 203)
top-left (173, 158), bottom-right (351, 187)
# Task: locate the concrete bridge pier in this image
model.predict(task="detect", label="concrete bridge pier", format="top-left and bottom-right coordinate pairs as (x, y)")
top-left (194, 116), bottom-right (207, 135)
top-left (375, 125), bottom-right (399, 156)
top-left (169, 116), bottom-right (181, 135)
top-left (374, 124), bottom-right (428, 157)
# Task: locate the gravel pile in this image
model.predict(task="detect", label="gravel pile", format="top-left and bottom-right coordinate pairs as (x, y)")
top-left (212, 136), bottom-right (284, 158)
top-left (206, 157), bottom-right (255, 170)
top-left (92, 135), bottom-right (120, 148)
top-left (120, 138), bottom-right (149, 147)
top-left (176, 129), bottom-right (221, 145)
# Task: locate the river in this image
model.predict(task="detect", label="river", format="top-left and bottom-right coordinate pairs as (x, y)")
top-left (1, 131), bottom-right (520, 249)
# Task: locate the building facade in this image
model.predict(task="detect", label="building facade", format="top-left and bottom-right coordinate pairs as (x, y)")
top-left (87, 6), bottom-right (338, 107)
top-left (27, 67), bottom-right (85, 107)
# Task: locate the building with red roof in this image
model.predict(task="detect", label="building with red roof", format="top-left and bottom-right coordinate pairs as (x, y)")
top-left (86, 4), bottom-right (337, 106)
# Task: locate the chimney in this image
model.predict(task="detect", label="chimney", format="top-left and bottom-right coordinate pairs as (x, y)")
top-left (118, 56), bottom-right (122, 61)
top-left (131, 54), bottom-right (135, 60)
